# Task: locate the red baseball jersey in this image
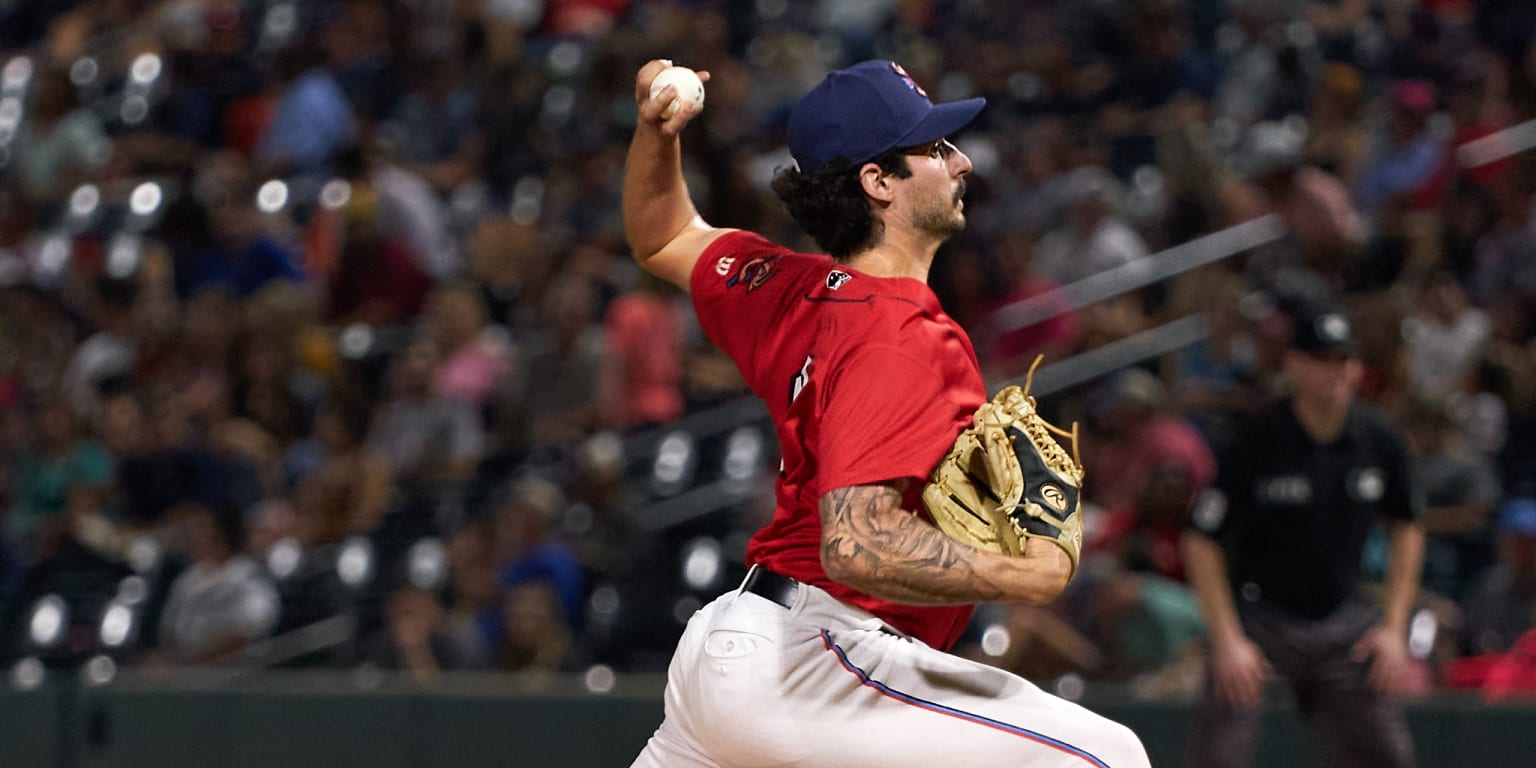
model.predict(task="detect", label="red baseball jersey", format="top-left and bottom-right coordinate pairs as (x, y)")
top-left (690, 231), bottom-right (988, 649)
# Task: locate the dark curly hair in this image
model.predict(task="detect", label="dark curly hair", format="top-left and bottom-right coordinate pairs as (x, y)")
top-left (770, 151), bottom-right (911, 261)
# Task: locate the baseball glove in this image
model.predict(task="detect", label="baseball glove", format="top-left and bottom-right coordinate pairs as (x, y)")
top-left (921, 364), bottom-right (1086, 578)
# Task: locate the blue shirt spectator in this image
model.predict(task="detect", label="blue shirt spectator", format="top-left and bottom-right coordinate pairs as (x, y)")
top-left (498, 540), bottom-right (585, 630)
top-left (175, 236), bottom-right (304, 300)
top-left (256, 68), bottom-right (356, 177)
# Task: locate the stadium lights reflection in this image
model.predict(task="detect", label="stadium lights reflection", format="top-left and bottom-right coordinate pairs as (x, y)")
top-left (407, 538), bottom-right (447, 590)
top-left (127, 536), bottom-right (163, 574)
top-left (68, 184), bottom-right (101, 218)
top-left (336, 536), bottom-right (375, 589)
top-left (36, 235), bottom-right (70, 284)
top-left (264, 4), bottom-right (298, 39)
top-left (28, 595), bottom-right (68, 649)
top-left (256, 180), bottom-right (289, 213)
top-left (583, 664), bottom-right (616, 695)
top-left (319, 179), bottom-right (351, 210)
top-left (120, 95), bottom-right (149, 125)
top-left (10, 657), bottom-right (45, 691)
top-left (681, 537), bottom-right (722, 591)
top-left (84, 655), bottom-right (117, 687)
top-left (0, 97), bottom-right (21, 128)
top-left (129, 181), bottom-right (163, 216)
top-left (671, 596), bottom-right (702, 625)
top-left (1, 56), bottom-right (32, 92)
top-left (129, 53), bottom-right (163, 84)
top-left (548, 42), bottom-right (583, 76)
top-left (70, 57), bottom-right (98, 86)
top-left (267, 537), bottom-right (302, 580)
top-left (338, 323), bottom-right (375, 359)
top-left (588, 585), bottom-right (620, 618)
top-left (106, 235), bottom-right (142, 279)
top-left (510, 175), bottom-right (544, 226)
top-left (98, 600), bottom-right (136, 649)
top-left (541, 84), bottom-right (576, 121)
top-left (722, 427), bottom-right (764, 482)
top-left (117, 575), bottom-right (149, 605)
top-left (1054, 673), bottom-right (1086, 701)
top-left (1408, 609), bottom-right (1437, 660)
top-left (561, 502), bottom-right (594, 536)
top-left (980, 624), bottom-right (1012, 657)
top-left (651, 431), bottom-right (695, 495)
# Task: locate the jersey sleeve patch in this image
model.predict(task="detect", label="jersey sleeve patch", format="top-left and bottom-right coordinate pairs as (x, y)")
top-left (726, 254), bottom-right (782, 292)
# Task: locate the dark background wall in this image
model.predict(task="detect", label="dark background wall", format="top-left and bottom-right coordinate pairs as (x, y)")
top-left (1, 673), bottom-right (1530, 768)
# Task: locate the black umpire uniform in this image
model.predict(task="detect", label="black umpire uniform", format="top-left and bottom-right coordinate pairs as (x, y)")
top-left (1184, 303), bottom-right (1423, 768)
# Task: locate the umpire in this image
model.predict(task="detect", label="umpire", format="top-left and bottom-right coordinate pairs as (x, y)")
top-left (1182, 301), bottom-right (1424, 768)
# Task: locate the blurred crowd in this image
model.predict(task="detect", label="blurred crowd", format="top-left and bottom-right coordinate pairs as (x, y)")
top-left (1, 0), bottom-right (1535, 698)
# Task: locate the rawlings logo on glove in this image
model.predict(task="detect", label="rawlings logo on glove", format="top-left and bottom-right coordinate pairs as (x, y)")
top-left (921, 362), bottom-right (1085, 580)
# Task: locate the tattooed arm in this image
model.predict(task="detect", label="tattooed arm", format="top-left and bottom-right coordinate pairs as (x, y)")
top-left (819, 482), bottom-right (1072, 605)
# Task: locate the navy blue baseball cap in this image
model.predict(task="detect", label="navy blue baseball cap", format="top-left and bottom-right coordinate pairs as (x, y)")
top-left (787, 60), bottom-right (986, 174)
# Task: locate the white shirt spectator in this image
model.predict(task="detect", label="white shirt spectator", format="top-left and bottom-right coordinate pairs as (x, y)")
top-left (374, 164), bottom-right (462, 279)
top-left (159, 556), bottom-right (280, 663)
top-left (1403, 309), bottom-right (1490, 401)
top-left (1034, 216), bottom-right (1150, 286)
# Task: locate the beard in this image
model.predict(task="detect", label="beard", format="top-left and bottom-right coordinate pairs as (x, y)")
top-left (912, 181), bottom-right (967, 239)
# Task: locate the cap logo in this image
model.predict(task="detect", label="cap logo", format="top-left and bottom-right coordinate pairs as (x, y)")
top-left (889, 62), bottom-right (927, 97)
top-left (1316, 313), bottom-right (1350, 344)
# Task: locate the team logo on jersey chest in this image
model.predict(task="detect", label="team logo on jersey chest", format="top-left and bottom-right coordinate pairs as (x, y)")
top-left (715, 256), bottom-right (736, 275)
top-left (825, 270), bottom-right (852, 290)
top-left (727, 255), bottom-right (780, 292)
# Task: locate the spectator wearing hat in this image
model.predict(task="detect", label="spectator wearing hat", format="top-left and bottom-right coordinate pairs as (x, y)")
top-left (489, 478), bottom-right (584, 636)
top-left (1085, 368), bottom-right (1216, 583)
top-left (1182, 301), bottom-right (1425, 768)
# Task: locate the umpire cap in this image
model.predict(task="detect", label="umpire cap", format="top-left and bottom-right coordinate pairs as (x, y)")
top-left (1288, 301), bottom-right (1359, 358)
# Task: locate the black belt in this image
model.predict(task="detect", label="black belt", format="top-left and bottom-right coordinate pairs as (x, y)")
top-left (741, 564), bottom-right (799, 609)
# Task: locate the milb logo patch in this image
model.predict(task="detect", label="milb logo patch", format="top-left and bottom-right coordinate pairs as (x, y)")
top-left (727, 255), bottom-right (780, 292)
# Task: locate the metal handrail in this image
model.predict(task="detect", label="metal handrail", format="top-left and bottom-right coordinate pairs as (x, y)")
top-left (988, 214), bottom-right (1285, 335)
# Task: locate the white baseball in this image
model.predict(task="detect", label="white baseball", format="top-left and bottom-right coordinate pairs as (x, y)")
top-left (649, 66), bottom-right (705, 119)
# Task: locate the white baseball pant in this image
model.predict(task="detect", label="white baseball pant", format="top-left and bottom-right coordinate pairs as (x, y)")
top-left (631, 567), bottom-right (1151, 768)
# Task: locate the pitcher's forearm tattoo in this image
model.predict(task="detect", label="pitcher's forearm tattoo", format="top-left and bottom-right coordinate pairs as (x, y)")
top-left (820, 484), bottom-right (1009, 604)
